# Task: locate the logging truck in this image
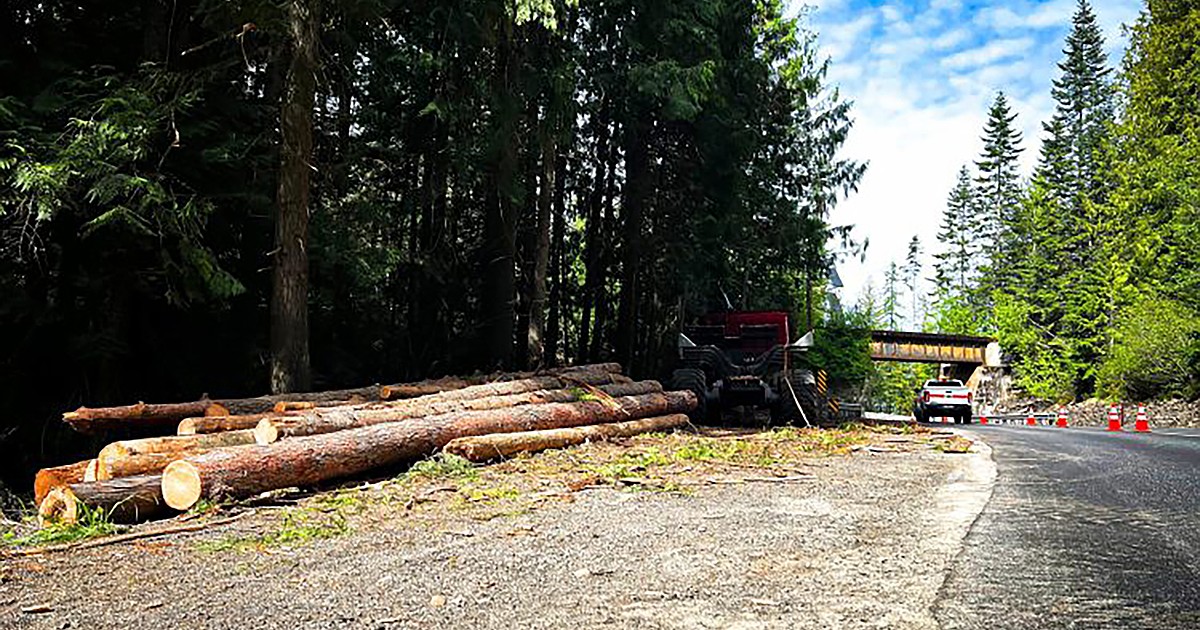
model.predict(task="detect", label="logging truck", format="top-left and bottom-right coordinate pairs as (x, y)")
top-left (670, 310), bottom-right (824, 424)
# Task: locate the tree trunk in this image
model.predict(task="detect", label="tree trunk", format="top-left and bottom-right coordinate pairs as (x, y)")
top-left (527, 127), bottom-right (555, 368)
top-left (34, 460), bottom-right (92, 506)
top-left (545, 152), bottom-right (567, 367)
top-left (444, 413), bottom-right (689, 462)
top-left (578, 106), bottom-right (612, 360)
top-left (270, 0), bottom-right (320, 394)
top-left (257, 380), bottom-right (663, 443)
top-left (96, 431), bottom-right (257, 480)
top-left (616, 117), bottom-right (650, 370)
top-left (590, 129), bottom-right (621, 361)
top-left (38, 475), bottom-right (170, 526)
top-left (480, 14), bottom-right (521, 370)
top-left (161, 390), bottom-right (696, 510)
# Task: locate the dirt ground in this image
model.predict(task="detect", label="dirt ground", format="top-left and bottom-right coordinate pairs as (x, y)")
top-left (0, 425), bottom-right (995, 629)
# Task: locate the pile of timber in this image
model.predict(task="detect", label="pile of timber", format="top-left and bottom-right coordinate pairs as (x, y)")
top-left (35, 363), bottom-right (695, 527)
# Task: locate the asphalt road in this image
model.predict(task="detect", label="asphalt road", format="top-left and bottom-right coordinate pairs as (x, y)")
top-left (936, 424), bottom-right (1200, 629)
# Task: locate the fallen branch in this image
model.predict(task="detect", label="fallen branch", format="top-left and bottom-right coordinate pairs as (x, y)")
top-left (9, 512), bottom-right (251, 557)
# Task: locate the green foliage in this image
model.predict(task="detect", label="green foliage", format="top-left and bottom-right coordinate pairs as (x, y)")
top-left (1098, 297), bottom-right (1200, 400)
top-left (810, 308), bottom-right (874, 387)
top-left (2, 503), bottom-right (118, 548)
top-left (403, 453), bottom-right (479, 483)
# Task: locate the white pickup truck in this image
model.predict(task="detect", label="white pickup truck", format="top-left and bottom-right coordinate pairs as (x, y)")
top-left (913, 379), bottom-right (973, 424)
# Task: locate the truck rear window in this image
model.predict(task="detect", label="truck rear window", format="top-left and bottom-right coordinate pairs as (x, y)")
top-left (927, 380), bottom-right (963, 387)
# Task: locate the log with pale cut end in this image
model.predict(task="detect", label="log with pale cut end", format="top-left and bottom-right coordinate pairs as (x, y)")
top-left (256, 380), bottom-right (663, 444)
top-left (162, 390), bottom-right (695, 510)
top-left (443, 413), bottom-right (691, 461)
top-left (34, 460), bottom-right (92, 505)
top-left (37, 475), bottom-right (170, 526)
top-left (178, 413), bottom-right (277, 435)
top-left (96, 430), bottom-right (256, 480)
top-left (378, 363), bottom-right (623, 400)
top-left (83, 459), bottom-right (99, 482)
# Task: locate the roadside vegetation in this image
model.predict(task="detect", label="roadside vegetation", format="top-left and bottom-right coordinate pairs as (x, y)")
top-left (868, 0), bottom-right (1200, 404)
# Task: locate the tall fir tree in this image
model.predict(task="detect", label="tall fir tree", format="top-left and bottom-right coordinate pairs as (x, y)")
top-left (974, 92), bottom-right (1024, 297)
top-left (1037, 0), bottom-right (1114, 210)
top-left (932, 166), bottom-right (978, 297)
top-left (883, 261), bottom-right (901, 330)
top-left (903, 235), bottom-right (923, 327)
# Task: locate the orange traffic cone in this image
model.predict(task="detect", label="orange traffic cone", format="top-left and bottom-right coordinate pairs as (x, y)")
top-left (1055, 409), bottom-right (1068, 428)
top-left (1107, 404), bottom-right (1123, 431)
top-left (980, 416), bottom-right (989, 425)
top-left (1134, 404), bottom-right (1151, 432)
top-left (1026, 414), bottom-right (1036, 426)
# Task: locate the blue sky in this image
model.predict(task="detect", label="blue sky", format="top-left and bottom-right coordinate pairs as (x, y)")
top-left (789, 0), bottom-right (1141, 318)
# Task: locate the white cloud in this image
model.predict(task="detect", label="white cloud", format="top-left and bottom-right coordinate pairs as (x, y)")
top-left (941, 38), bottom-right (1036, 70)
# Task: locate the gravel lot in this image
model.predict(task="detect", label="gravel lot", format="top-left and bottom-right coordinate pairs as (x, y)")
top-left (1, 428), bottom-right (995, 630)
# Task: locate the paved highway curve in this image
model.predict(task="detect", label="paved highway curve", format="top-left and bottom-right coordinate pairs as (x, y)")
top-left (936, 425), bottom-right (1200, 629)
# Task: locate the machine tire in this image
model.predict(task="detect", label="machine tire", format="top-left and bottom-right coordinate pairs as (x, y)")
top-left (670, 368), bottom-right (711, 424)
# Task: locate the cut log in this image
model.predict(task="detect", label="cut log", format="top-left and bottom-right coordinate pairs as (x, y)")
top-left (257, 380), bottom-right (663, 444)
top-left (64, 363), bottom-right (624, 434)
top-left (37, 475), bottom-right (170, 526)
top-left (273, 401), bottom-right (317, 412)
top-left (178, 414), bottom-right (277, 435)
top-left (83, 459), bottom-right (99, 482)
top-left (162, 390), bottom-right (695, 510)
top-left (378, 362), bottom-right (623, 400)
top-left (33, 460), bottom-right (92, 505)
top-left (444, 413), bottom-right (691, 461)
top-left (96, 430), bottom-right (256, 480)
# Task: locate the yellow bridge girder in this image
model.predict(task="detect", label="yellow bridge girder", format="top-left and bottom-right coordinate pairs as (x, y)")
top-left (868, 330), bottom-right (992, 365)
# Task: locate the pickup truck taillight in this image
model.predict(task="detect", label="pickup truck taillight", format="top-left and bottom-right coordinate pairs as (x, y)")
top-left (967, 391), bottom-right (973, 403)
top-left (922, 391), bottom-right (930, 403)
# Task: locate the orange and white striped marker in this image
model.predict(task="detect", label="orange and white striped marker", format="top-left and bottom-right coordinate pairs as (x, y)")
top-left (1026, 414), bottom-right (1036, 426)
top-left (1134, 404), bottom-right (1151, 433)
top-left (1107, 404), bottom-right (1123, 432)
top-left (1055, 409), bottom-right (1068, 428)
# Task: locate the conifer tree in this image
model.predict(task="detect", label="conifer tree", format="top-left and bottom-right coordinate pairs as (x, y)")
top-left (903, 235), bottom-right (923, 327)
top-left (932, 166), bottom-right (977, 297)
top-left (974, 92), bottom-right (1024, 295)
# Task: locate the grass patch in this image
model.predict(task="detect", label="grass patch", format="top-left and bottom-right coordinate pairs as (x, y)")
top-left (197, 510), bottom-right (348, 553)
top-left (1, 503), bottom-right (119, 548)
top-left (403, 453), bottom-right (478, 483)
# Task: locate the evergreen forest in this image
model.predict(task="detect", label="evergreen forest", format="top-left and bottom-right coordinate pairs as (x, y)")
top-left (0, 1), bottom-right (863, 487)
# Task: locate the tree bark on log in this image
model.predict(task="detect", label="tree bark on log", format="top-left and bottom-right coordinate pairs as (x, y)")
top-left (162, 390), bottom-right (696, 510)
top-left (65, 363), bottom-right (624, 433)
top-left (38, 475), bottom-right (170, 526)
top-left (378, 363), bottom-right (622, 400)
top-left (444, 413), bottom-right (690, 461)
top-left (178, 414), bottom-right (278, 435)
top-left (96, 431), bottom-right (256, 480)
top-left (33, 460), bottom-right (92, 505)
top-left (257, 381), bottom-right (663, 443)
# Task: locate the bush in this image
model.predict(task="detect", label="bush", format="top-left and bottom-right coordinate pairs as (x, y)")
top-left (1099, 297), bottom-right (1200, 400)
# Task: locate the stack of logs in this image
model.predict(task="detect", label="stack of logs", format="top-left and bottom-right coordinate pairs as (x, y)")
top-left (35, 363), bottom-right (696, 527)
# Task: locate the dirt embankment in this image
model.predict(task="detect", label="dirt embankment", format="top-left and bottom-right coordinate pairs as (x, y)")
top-left (2, 425), bottom-right (994, 630)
